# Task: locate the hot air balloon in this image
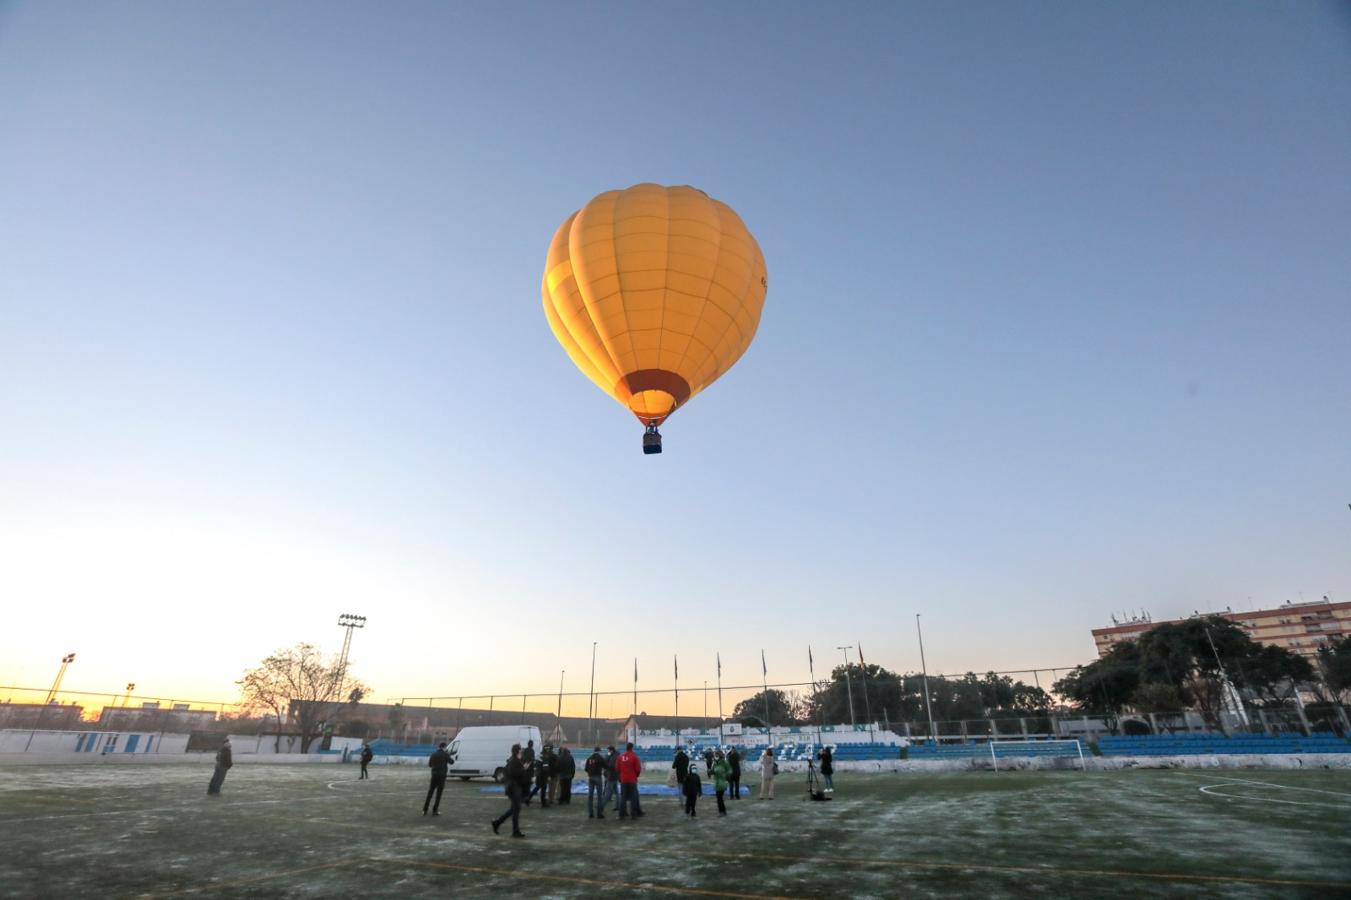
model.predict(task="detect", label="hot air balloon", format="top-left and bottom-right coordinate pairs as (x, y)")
top-left (542, 183), bottom-right (767, 454)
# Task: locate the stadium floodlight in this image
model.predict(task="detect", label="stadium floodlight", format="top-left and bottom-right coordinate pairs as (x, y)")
top-left (335, 614), bottom-right (367, 699)
top-left (837, 646), bottom-right (857, 726)
top-left (45, 653), bottom-right (77, 704)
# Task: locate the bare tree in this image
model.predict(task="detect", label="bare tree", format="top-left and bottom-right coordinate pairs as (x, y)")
top-left (237, 643), bottom-right (371, 753)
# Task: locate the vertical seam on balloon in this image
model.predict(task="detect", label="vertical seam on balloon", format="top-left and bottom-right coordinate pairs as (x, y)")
top-left (673, 193), bottom-right (726, 394)
top-left (608, 190), bottom-right (636, 380)
top-left (655, 186), bottom-right (672, 400)
top-left (548, 214), bottom-right (618, 390)
top-left (570, 197), bottom-right (629, 390)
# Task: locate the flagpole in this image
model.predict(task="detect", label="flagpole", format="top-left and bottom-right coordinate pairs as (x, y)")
top-left (674, 655), bottom-right (679, 748)
top-left (588, 642), bottom-right (597, 746)
top-left (716, 652), bottom-right (724, 746)
top-left (858, 643), bottom-right (875, 742)
top-left (916, 615), bottom-right (937, 744)
top-left (761, 649), bottom-right (771, 740)
top-left (808, 645), bottom-right (822, 748)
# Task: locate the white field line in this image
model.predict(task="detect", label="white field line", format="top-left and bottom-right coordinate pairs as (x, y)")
top-left (1197, 782), bottom-right (1348, 809)
top-left (1195, 775), bottom-right (1351, 798)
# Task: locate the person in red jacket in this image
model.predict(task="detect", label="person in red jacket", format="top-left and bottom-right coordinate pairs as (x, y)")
top-left (615, 742), bottom-right (644, 819)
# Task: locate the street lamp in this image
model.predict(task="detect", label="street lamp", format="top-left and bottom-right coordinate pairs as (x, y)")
top-left (838, 646), bottom-right (857, 726)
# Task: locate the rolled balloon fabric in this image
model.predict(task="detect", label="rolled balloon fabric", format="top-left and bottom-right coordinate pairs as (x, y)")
top-left (543, 183), bottom-right (767, 428)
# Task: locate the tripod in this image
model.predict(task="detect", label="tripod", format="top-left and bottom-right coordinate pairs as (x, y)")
top-left (804, 759), bottom-right (829, 801)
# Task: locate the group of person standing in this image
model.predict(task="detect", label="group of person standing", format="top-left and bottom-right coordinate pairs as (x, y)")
top-left (453, 738), bottom-right (839, 836)
top-left (492, 740), bottom-right (643, 837)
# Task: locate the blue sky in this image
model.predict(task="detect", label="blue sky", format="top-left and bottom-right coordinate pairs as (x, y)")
top-left (1, 2), bottom-right (1348, 707)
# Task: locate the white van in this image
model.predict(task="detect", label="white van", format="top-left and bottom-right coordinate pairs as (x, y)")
top-left (447, 725), bottom-right (543, 781)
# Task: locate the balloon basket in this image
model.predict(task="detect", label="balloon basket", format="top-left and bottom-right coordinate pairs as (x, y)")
top-left (642, 425), bottom-right (662, 455)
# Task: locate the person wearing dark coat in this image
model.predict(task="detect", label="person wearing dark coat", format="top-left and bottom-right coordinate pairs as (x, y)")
top-left (727, 747), bottom-right (742, 800)
top-left (557, 746), bottom-right (576, 805)
top-left (491, 744), bottom-right (528, 838)
top-left (529, 745), bottom-right (555, 806)
top-left (207, 738), bottom-right (232, 795)
top-left (703, 747), bottom-right (715, 774)
top-left (682, 765), bottom-right (703, 818)
top-left (424, 742), bottom-right (450, 815)
top-left (599, 745), bottom-right (619, 815)
top-left (522, 739), bottom-right (536, 767)
top-left (584, 746), bottom-right (606, 818)
top-left (817, 746), bottom-right (834, 793)
top-left (672, 748), bottom-right (690, 789)
top-left (359, 744), bottom-right (374, 779)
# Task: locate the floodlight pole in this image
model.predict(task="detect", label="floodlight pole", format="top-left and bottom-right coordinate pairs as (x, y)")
top-left (557, 669), bottom-right (565, 720)
top-left (916, 615), bottom-right (937, 743)
top-left (336, 614), bottom-right (367, 696)
top-left (45, 653), bottom-right (76, 704)
top-left (838, 646), bottom-right (857, 727)
top-left (123, 683), bottom-right (135, 708)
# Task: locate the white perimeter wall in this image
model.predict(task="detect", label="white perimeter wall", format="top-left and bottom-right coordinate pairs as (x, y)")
top-left (0, 729), bottom-right (190, 754)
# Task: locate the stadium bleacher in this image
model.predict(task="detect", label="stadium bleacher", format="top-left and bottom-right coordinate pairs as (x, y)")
top-left (1096, 732), bottom-right (1351, 757)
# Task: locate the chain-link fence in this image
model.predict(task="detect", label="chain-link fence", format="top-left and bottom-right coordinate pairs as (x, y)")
top-left (6, 674), bottom-right (1345, 749)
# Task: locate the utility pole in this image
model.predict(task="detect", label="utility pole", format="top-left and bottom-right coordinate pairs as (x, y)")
top-left (45, 653), bottom-right (76, 703)
top-left (916, 615), bottom-right (937, 744)
top-left (837, 646), bottom-right (857, 726)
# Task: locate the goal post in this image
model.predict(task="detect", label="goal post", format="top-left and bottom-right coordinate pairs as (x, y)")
top-left (989, 739), bottom-right (1086, 771)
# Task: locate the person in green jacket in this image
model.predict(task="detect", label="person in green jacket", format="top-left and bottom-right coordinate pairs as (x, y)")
top-left (710, 750), bottom-right (732, 817)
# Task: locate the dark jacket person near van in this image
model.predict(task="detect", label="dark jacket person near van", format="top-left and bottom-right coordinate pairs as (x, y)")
top-left (424, 742), bottom-right (450, 816)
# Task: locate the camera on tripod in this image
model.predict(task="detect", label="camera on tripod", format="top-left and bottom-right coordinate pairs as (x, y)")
top-left (805, 758), bottom-right (830, 801)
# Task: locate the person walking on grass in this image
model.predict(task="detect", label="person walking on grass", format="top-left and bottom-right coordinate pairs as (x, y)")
top-left (727, 747), bottom-right (742, 800)
top-left (817, 745), bottom-right (834, 793)
top-left (424, 741), bottom-right (450, 815)
top-left (585, 746), bottom-right (606, 818)
top-left (359, 743), bottom-right (374, 780)
top-left (616, 742), bottom-right (644, 819)
top-left (558, 746), bottom-right (576, 805)
top-left (683, 764), bottom-right (702, 818)
top-left (491, 743), bottom-right (528, 838)
top-left (206, 738), bottom-right (232, 796)
top-left (758, 747), bottom-right (776, 800)
top-left (710, 750), bottom-right (731, 816)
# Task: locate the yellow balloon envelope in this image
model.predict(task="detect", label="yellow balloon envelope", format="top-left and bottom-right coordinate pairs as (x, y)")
top-left (542, 183), bottom-right (767, 451)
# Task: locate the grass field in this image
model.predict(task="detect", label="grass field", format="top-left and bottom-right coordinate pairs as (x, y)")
top-left (1, 764), bottom-right (1349, 898)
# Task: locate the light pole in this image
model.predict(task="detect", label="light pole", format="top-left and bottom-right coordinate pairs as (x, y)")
top-left (837, 646), bottom-right (857, 726)
top-left (916, 615), bottom-right (937, 744)
top-left (45, 653), bottom-right (76, 704)
top-left (336, 614), bottom-right (367, 694)
top-left (123, 683), bottom-right (136, 708)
